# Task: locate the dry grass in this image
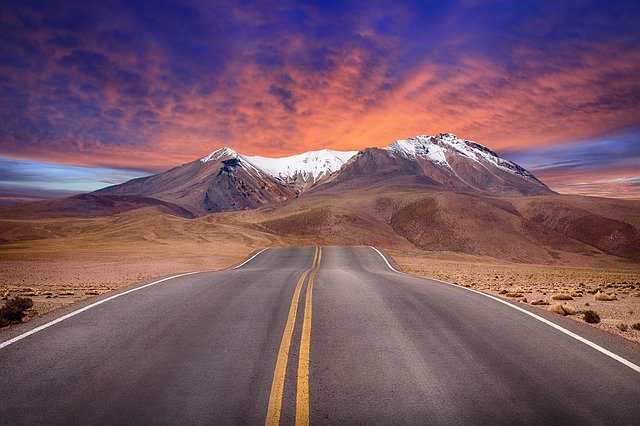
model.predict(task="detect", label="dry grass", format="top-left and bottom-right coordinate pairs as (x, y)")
top-left (2, 196), bottom-right (640, 346)
top-left (391, 249), bottom-right (640, 343)
top-left (0, 207), bottom-right (278, 317)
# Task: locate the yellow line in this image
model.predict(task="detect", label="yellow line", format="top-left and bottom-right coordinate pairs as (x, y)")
top-left (311, 246), bottom-right (320, 269)
top-left (265, 246), bottom-right (319, 426)
top-left (296, 246), bottom-right (321, 426)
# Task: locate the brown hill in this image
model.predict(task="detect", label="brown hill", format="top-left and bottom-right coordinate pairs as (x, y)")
top-left (0, 194), bottom-right (194, 220)
top-left (1, 186), bottom-right (639, 269)
top-left (228, 187), bottom-right (640, 263)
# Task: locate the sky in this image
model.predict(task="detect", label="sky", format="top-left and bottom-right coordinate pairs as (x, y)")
top-left (1, 0), bottom-right (639, 202)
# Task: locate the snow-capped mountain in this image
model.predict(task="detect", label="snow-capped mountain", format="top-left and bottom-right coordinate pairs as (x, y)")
top-left (200, 148), bottom-right (357, 192)
top-left (385, 133), bottom-right (538, 181)
top-left (318, 133), bottom-right (552, 196)
top-left (96, 148), bottom-right (295, 215)
top-left (96, 133), bottom-right (552, 215)
top-left (244, 149), bottom-right (357, 191)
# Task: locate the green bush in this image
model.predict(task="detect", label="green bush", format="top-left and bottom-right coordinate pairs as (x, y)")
top-left (582, 310), bottom-right (600, 324)
top-left (0, 296), bottom-right (34, 327)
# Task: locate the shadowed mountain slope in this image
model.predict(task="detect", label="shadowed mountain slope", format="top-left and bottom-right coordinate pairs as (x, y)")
top-left (95, 148), bottom-right (295, 215)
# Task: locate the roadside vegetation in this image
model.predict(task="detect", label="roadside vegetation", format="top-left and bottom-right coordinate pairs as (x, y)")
top-left (581, 310), bottom-right (600, 324)
top-left (0, 296), bottom-right (34, 327)
top-left (392, 251), bottom-right (640, 343)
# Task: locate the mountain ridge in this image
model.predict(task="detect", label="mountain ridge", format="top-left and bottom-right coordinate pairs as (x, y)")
top-left (2, 132), bottom-right (639, 263)
top-left (94, 132), bottom-right (552, 215)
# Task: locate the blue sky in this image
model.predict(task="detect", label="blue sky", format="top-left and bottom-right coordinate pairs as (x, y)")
top-left (1, 0), bottom-right (639, 200)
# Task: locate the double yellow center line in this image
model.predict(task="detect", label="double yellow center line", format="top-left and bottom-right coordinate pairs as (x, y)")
top-left (266, 246), bottom-right (322, 426)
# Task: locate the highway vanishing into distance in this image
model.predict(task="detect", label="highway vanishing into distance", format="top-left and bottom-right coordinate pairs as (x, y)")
top-left (1, 246), bottom-right (639, 424)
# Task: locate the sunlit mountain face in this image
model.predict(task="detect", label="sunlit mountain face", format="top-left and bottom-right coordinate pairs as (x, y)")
top-left (1, 0), bottom-right (639, 201)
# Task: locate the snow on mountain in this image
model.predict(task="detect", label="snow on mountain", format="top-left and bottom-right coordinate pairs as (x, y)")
top-left (244, 149), bottom-right (357, 184)
top-left (200, 147), bottom-right (357, 190)
top-left (385, 133), bottom-right (536, 180)
top-left (199, 147), bottom-right (238, 163)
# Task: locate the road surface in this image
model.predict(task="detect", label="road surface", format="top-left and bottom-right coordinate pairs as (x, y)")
top-left (1, 246), bottom-right (639, 424)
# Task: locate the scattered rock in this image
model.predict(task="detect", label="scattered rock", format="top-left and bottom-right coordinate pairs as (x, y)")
top-left (85, 290), bottom-right (101, 296)
top-left (58, 291), bottom-right (75, 296)
top-left (530, 299), bottom-right (550, 306)
top-left (594, 291), bottom-right (617, 301)
top-left (549, 303), bottom-right (577, 316)
top-left (552, 293), bottom-right (573, 301)
top-left (505, 292), bottom-right (523, 298)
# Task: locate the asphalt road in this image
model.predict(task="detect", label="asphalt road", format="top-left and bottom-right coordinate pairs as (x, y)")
top-left (1, 246), bottom-right (639, 425)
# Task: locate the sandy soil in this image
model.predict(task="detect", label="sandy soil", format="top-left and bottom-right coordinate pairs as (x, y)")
top-left (2, 204), bottom-right (639, 346)
top-left (0, 208), bottom-right (273, 318)
top-left (392, 250), bottom-right (640, 343)
top-left (0, 255), bottom-right (245, 317)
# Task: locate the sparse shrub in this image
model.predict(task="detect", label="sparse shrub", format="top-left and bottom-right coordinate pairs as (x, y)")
top-left (582, 310), bottom-right (600, 324)
top-left (0, 296), bottom-right (34, 327)
top-left (631, 323), bottom-right (640, 331)
top-left (617, 323), bottom-right (629, 332)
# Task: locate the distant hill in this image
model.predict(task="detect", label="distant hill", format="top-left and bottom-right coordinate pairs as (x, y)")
top-left (3, 133), bottom-right (639, 263)
top-left (0, 194), bottom-right (194, 219)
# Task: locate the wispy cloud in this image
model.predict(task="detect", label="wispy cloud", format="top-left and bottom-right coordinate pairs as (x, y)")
top-left (0, 0), bottom-right (638, 198)
top-left (500, 129), bottom-right (640, 198)
top-left (0, 157), bottom-right (148, 202)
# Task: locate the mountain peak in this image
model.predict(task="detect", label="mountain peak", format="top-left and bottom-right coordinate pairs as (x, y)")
top-left (243, 149), bottom-right (358, 189)
top-left (200, 147), bottom-right (238, 163)
top-left (385, 133), bottom-right (536, 180)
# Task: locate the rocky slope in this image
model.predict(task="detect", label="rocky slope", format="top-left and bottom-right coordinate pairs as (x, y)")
top-left (316, 133), bottom-right (552, 196)
top-left (95, 133), bottom-right (551, 215)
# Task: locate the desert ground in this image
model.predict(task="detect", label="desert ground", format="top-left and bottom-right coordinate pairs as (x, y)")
top-left (0, 207), bottom-right (269, 316)
top-left (392, 251), bottom-right (640, 343)
top-left (2, 194), bottom-right (640, 344)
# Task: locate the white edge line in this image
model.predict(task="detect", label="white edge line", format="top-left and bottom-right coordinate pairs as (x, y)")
top-left (232, 248), bottom-right (267, 269)
top-left (1, 249), bottom-right (267, 350)
top-left (370, 246), bottom-right (640, 374)
top-left (370, 246), bottom-right (401, 273)
top-left (0, 271), bottom-right (200, 350)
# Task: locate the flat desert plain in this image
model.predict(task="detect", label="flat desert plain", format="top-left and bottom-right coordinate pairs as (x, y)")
top-left (392, 250), bottom-right (640, 343)
top-left (1, 206), bottom-right (639, 345)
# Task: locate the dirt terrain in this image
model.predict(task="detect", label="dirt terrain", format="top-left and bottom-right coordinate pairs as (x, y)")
top-left (2, 190), bottom-right (639, 344)
top-left (392, 250), bottom-right (640, 343)
top-left (0, 207), bottom-right (275, 316)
